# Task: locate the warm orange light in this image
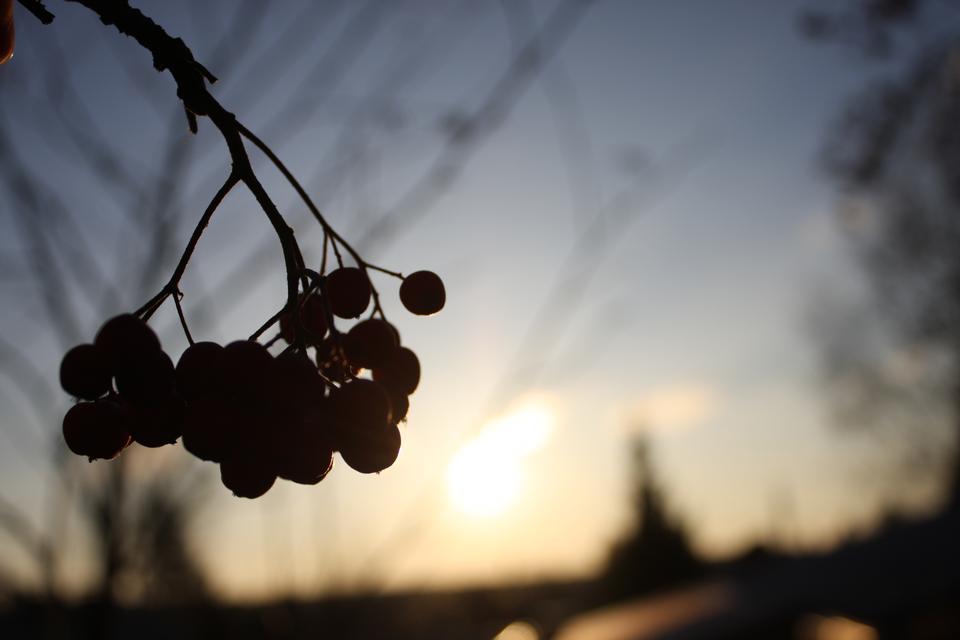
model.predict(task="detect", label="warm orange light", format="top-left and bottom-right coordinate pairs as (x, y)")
top-left (495, 620), bottom-right (540, 640)
top-left (798, 614), bottom-right (878, 640)
top-left (446, 399), bottom-right (554, 518)
top-left (0, 0), bottom-right (14, 65)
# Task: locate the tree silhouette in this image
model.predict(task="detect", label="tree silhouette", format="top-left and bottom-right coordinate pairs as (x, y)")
top-left (805, 0), bottom-right (960, 506)
top-left (600, 436), bottom-right (703, 602)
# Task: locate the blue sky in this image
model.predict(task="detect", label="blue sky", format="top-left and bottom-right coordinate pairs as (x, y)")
top-left (0, 0), bottom-right (950, 600)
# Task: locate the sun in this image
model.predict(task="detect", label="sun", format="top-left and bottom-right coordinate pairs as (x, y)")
top-left (446, 399), bottom-right (554, 518)
top-left (447, 439), bottom-right (522, 518)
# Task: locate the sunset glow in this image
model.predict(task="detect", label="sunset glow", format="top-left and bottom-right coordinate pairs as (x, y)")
top-left (446, 400), bottom-right (554, 518)
top-left (4, 1), bottom-right (955, 620)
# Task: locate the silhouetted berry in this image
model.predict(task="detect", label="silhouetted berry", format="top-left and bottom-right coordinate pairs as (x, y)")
top-left (115, 349), bottom-right (177, 407)
top-left (219, 340), bottom-right (273, 398)
top-left (59, 344), bottom-right (112, 400)
top-left (0, 0), bottom-right (13, 67)
top-left (373, 347), bottom-right (420, 396)
top-left (331, 379), bottom-right (393, 447)
top-left (220, 454), bottom-right (276, 498)
top-left (388, 391), bottom-right (410, 424)
top-left (276, 416), bottom-right (335, 485)
top-left (399, 270), bottom-right (445, 315)
top-left (62, 400), bottom-right (132, 461)
top-left (326, 267), bottom-right (371, 319)
top-left (331, 380), bottom-right (403, 473)
top-left (94, 314), bottom-right (161, 370)
top-left (272, 350), bottom-right (322, 399)
top-left (339, 423), bottom-right (401, 474)
top-left (176, 341), bottom-right (224, 402)
top-left (280, 295), bottom-right (329, 344)
top-left (229, 408), bottom-right (272, 455)
top-left (125, 397), bottom-right (184, 448)
top-left (182, 396), bottom-right (235, 462)
top-left (344, 319), bottom-right (399, 369)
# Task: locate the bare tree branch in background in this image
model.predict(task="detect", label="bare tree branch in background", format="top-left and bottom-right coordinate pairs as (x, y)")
top-left (353, 0), bottom-right (595, 253)
top-left (805, 0), bottom-right (960, 506)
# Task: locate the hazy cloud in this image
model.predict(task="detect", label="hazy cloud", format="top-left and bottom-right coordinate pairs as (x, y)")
top-left (627, 383), bottom-right (719, 433)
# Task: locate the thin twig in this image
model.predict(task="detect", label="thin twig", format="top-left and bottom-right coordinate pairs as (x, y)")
top-left (172, 290), bottom-right (195, 345)
top-left (353, 0), bottom-right (592, 253)
top-left (136, 172), bottom-right (240, 318)
top-left (175, 172), bottom-right (241, 288)
top-left (236, 122), bottom-right (388, 315)
top-left (16, 0), bottom-right (54, 24)
top-left (364, 263), bottom-right (404, 279)
top-left (321, 233), bottom-right (330, 275)
top-left (62, 0), bottom-right (303, 323)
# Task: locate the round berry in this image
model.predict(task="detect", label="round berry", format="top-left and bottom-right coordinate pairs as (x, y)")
top-left (388, 391), bottom-right (410, 424)
top-left (399, 270), bottom-right (445, 316)
top-left (125, 397), bottom-right (184, 448)
top-left (270, 350), bottom-right (323, 407)
top-left (220, 455), bottom-right (276, 499)
top-left (330, 380), bottom-right (393, 448)
top-left (373, 347), bottom-right (421, 396)
top-left (344, 319), bottom-right (399, 369)
top-left (339, 423), bottom-right (401, 474)
top-left (115, 349), bottom-right (176, 407)
top-left (182, 396), bottom-right (235, 463)
top-left (60, 344), bottom-right (112, 400)
top-left (326, 267), bottom-right (371, 319)
top-left (176, 341), bottom-right (223, 402)
top-left (280, 295), bottom-right (329, 344)
top-left (219, 340), bottom-right (273, 399)
top-left (94, 314), bottom-right (161, 370)
top-left (62, 400), bottom-right (131, 461)
top-left (230, 410), bottom-right (273, 457)
top-left (330, 379), bottom-right (405, 473)
top-left (276, 421), bottom-right (335, 485)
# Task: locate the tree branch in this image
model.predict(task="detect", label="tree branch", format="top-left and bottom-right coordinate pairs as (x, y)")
top-left (16, 0), bottom-right (54, 24)
top-left (63, 0), bottom-right (303, 320)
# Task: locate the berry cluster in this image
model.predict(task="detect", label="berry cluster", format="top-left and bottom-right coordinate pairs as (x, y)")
top-left (60, 267), bottom-right (444, 499)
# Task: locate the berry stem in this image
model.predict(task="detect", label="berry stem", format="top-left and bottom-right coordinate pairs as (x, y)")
top-left (320, 233), bottom-right (330, 275)
top-left (168, 172), bottom-right (239, 291)
top-left (236, 124), bottom-right (377, 277)
top-left (364, 263), bottom-right (404, 280)
top-left (208, 114), bottom-right (303, 323)
top-left (133, 289), bottom-right (168, 320)
top-left (249, 307), bottom-right (285, 342)
top-left (238, 124), bottom-right (393, 321)
top-left (135, 171), bottom-right (238, 321)
top-left (172, 289), bottom-right (195, 345)
top-left (330, 236), bottom-right (345, 269)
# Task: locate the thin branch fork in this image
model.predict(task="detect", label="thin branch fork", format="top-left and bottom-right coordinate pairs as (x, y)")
top-left (30, 0), bottom-right (403, 349)
top-left (54, 0), bottom-right (304, 324)
top-left (236, 123), bottom-right (403, 320)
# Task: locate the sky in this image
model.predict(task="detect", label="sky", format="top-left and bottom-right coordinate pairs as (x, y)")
top-left (0, 0), bottom-right (952, 602)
